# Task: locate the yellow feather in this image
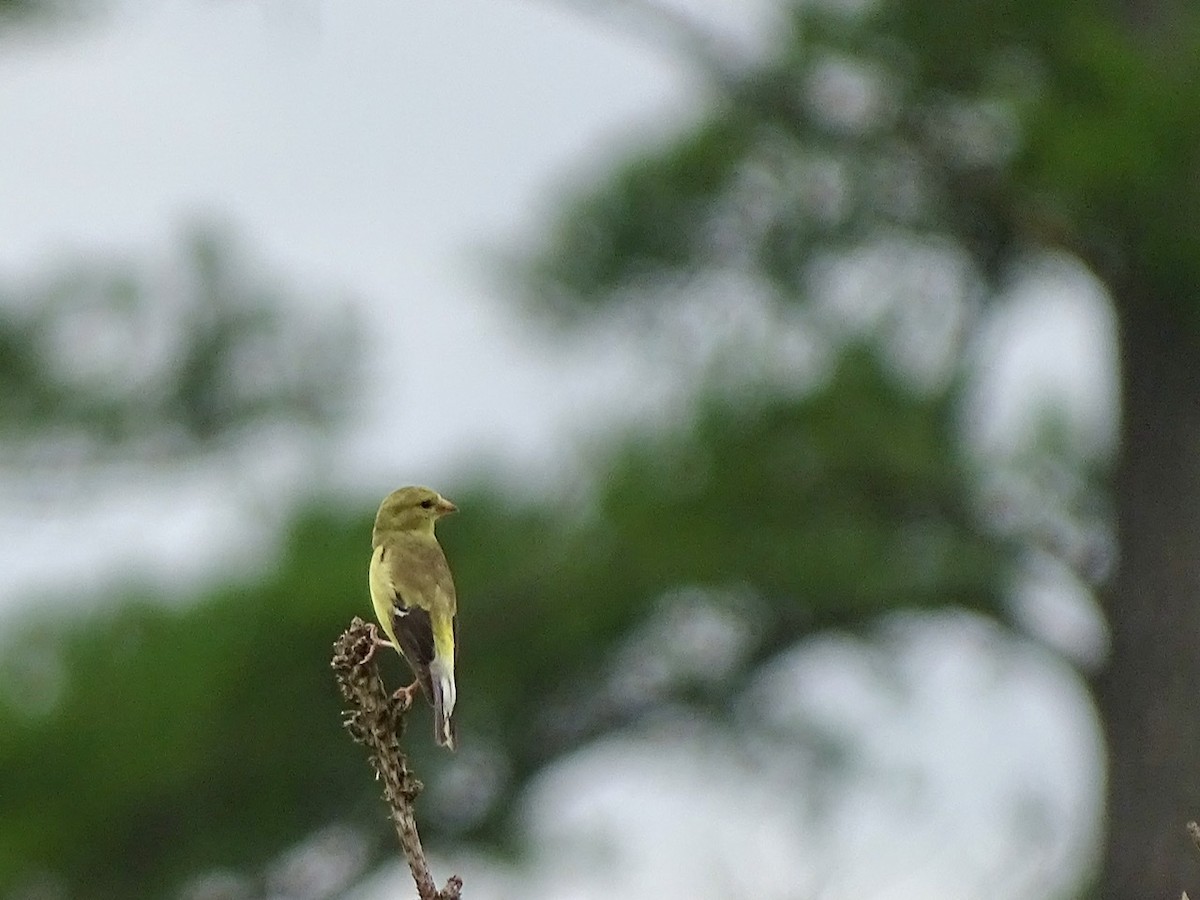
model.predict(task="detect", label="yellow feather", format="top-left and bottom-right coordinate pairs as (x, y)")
top-left (367, 544), bottom-right (400, 648)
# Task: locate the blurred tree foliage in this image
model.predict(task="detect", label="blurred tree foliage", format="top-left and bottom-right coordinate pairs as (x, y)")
top-left (2, 1), bottom-right (1200, 899)
top-left (532, 2), bottom-right (1200, 898)
top-left (0, 226), bottom-right (359, 898)
top-left (0, 227), bottom-right (353, 462)
top-left (0, 0), bottom-right (45, 24)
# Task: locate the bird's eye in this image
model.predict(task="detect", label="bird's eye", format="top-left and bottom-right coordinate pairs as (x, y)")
top-left (420, 499), bottom-right (435, 509)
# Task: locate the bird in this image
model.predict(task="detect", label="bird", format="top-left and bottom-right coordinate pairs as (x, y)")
top-left (368, 485), bottom-right (460, 750)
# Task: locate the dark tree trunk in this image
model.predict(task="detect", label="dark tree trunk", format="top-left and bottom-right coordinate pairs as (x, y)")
top-left (1094, 286), bottom-right (1200, 898)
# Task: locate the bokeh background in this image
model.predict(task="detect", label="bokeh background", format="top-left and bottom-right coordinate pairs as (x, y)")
top-left (1, 0), bottom-right (1197, 898)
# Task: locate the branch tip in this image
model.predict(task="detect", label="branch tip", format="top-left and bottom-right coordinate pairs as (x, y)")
top-left (333, 617), bottom-right (462, 900)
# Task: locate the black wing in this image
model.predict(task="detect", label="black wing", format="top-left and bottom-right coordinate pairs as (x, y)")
top-left (390, 592), bottom-right (436, 703)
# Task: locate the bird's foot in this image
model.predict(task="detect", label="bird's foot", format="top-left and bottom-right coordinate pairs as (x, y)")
top-left (392, 681), bottom-right (420, 711)
top-left (362, 623), bottom-right (395, 663)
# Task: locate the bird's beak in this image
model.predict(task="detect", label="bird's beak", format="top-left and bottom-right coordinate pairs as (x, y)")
top-left (437, 497), bottom-right (458, 516)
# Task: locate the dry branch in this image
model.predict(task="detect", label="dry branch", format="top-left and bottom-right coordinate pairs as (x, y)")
top-left (332, 617), bottom-right (463, 900)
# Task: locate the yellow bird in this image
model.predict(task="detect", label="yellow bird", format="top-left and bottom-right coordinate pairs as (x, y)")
top-left (368, 485), bottom-right (460, 750)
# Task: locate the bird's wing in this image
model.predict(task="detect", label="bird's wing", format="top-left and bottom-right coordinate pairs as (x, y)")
top-left (389, 594), bottom-right (436, 702)
top-left (373, 540), bottom-right (439, 702)
top-left (380, 536), bottom-right (457, 721)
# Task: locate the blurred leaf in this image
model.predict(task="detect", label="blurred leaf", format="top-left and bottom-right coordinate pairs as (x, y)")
top-left (0, 225), bottom-right (356, 467)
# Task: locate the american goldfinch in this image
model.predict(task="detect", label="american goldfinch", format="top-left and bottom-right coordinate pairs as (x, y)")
top-left (368, 485), bottom-right (459, 750)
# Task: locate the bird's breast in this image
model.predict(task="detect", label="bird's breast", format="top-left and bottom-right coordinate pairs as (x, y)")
top-left (368, 545), bottom-right (400, 645)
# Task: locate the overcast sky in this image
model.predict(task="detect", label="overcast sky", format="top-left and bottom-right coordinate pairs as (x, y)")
top-left (0, 0), bottom-right (691, 474)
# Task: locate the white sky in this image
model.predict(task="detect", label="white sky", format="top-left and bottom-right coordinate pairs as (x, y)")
top-left (0, 0), bottom-right (692, 475)
top-left (0, 2), bottom-right (1111, 898)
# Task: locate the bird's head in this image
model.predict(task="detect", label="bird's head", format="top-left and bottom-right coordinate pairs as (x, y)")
top-left (373, 485), bottom-right (458, 537)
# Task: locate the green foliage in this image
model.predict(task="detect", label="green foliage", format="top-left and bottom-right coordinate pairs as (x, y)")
top-left (0, 226), bottom-right (355, 461)
top-left (532, 116), bottom-right (756, 309)
top-left (0, 0), bottom-right (56, 25)
top-left (530, 0), bottom-right (1200, 313)
top-left (0, 226), bottom-right (359, 897)
top-left (455, 348), bottom-right (1006, 765)
top-left (0, 510), bottom-right (367, 899)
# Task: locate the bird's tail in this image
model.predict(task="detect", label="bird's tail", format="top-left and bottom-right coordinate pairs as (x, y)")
top-left (430, 658), bottom-right (457, 751)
